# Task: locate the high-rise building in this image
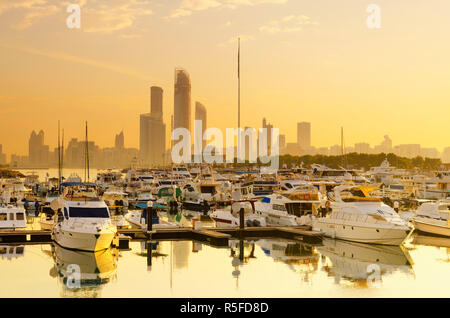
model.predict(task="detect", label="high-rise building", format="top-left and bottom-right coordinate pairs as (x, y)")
top-left (115, 131), bottom-right (124, 149)
top-left (261, 118), bottom-right (273, 155)
top-left (140, 86), bottom-right (166, 167)
top-left (0, 144), bottom-right (6, 165)
top-left (174, 68), bottom-right (191, 135)
top-left (195, 102), bottom-right (207, 148)
top-left (297, 122), bottom-right (311, 150)
top-left (28, 130), bottom-right (49, 166)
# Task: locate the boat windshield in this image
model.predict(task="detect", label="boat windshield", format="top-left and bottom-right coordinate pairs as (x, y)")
top-left (69, 207), bottom-right (110, 218)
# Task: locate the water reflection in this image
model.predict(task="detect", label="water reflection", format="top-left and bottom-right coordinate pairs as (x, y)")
top-left (0, 245), bottom-right (25, 261)
top-left (257, 239), bottom-right (320, 283)
top-left (50, 244), bottom-right (118, 298)
top-left (318, 238), bottom-right (414, 287)
top-left (411, 233), bottom-right (450, 263)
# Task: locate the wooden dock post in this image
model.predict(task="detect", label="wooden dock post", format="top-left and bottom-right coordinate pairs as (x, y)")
top-left (146, 206), bottom-right (152, 270)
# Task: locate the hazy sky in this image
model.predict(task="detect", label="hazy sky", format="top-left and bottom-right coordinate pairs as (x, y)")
top-left (1, 0), bottom-right (450, 156)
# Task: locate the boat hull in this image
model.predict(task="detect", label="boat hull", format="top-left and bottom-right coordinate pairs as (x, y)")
top-left (312, 219), bottom-right (410, 245)
top-left (413, 217), bottom-right (450, 237)
top-left (52, 228), bottom-right (116, 252)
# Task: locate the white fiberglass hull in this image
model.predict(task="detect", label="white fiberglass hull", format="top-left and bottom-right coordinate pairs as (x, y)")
top-left (413, 217), bottom-right (450, 237)
top-left (312, 218), bottom-right (410, 245)
top-left (52, 228), bottom-right (116, 252)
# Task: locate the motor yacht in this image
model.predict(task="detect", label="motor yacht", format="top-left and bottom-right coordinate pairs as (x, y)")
top-left (51, 182), bottom-right (117, 252)
top-left (210, 200), bottom-right (266, 227)
top-left (255, 186), bottom-right (323, 226)
top-left (412, 200), bottom-right (450, 237)
top-left (312, 185), bottom-right (411, 245)
top-left (0, 205), bottom-right (27, 230)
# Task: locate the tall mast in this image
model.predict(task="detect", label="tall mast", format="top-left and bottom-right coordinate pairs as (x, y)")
top-left (61, 128), bottom-right (64, 183)
top-left (238, 37), bottom-right (240, 130)
top-left (237, 38), bottom-right (241, 162)
top-left (85, 121), bottom-right (90, 182)
top-left (58, 120), bottom-right (61, 190)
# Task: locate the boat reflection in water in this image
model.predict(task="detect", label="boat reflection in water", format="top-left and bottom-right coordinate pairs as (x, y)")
top-left (318, 238), bottom-right (414, 287)
top-left (257, 239), bottom-right (320, 282)
top-left (0, 245), bottom-right (25, 261)
top-left (50, 244), bottom-right (118, 298)
top-left (411, 233), bottom-right (450, 262)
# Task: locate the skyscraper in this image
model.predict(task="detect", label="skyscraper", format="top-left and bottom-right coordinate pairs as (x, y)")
top-left (174, 68), bottom-right (191, 135)
top-left (297, 122), bottom-right (311, 150)
top-left (140, 86), bottom-right (166, 167)
top-left (28, 130), bottom-right (49, 166)
top-left (0, 144), bottom-right (6, 165)
top-left (115, 131), bottom-right (124, 149)
top-left (195, 102), bottom-right (207, 148)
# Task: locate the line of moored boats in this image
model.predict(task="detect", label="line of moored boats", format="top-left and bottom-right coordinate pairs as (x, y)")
top-left (0, 158), bottom-right (449, 252)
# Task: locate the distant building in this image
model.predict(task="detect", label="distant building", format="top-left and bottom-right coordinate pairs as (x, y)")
top-left (115, 131), bottom-right (124, 149)
top-left (28, 130), bottom-right (50, 166)
top-left (421, 147), bottom-right (440, 159)
top-left (329, 144), bottom-right (341, 156)
top-left (0, 145), bottom-right (6, 165)
top-left (355, 142), bottom-right (371, 154)
top-left (279, 135), bottom-right (286, 154)
top-left (174, 69), bottom-right (191, 135)
top-left (443, 147), bottom-right (450, 164)
top-left (140, 86), bottom-right (166, 167)
top-left (286, 143), bottom-right (300, 156)
top-left (394, 144), bottom-right (421, 158)
top-left (297, 122), bottom-right (311, 151)
top-left (373, 135), bottom-right (393, 154)
top-left (195, 102), bottom-right (207, 148)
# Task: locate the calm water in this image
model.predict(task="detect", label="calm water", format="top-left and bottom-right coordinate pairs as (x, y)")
top-left (1, 235), bottom-right (450, 298)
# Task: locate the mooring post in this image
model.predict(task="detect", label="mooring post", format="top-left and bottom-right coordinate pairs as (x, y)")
top-left (146, 206), bottom-right (153, 236)
top-left (147, 240), bottom-right (152, 270)
top-left (146, 205), bottom-right (153, 271)
top-left (239, 207), bottom-right (245, 232)
top-left (239, 239), bottom-right (244, 263)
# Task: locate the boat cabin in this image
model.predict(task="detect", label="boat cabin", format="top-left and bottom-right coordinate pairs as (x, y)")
top-left (0, 207), bottom-right (27, 229)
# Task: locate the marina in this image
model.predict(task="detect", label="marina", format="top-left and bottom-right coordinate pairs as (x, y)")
top-left (0, 165), bottom-right (450, 298)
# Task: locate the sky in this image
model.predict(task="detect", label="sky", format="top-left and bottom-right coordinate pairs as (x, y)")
top-left (1, 0), bottom-right (450, 156)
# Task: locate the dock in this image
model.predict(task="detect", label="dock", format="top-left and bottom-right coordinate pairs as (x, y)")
top-left (0, 226), bottom-right (324, 247)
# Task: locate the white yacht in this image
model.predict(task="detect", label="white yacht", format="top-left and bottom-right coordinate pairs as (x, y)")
top-left (0, 205), bottom-right (27, 230)
top-left (412, 200), bottom-right (450, 237)
top-left (51, 183), bottom-right (117, 252)
top-left (312, 185), bottom-right (411, 245)
top-left (210, 200), bottom-right (266, 227)
top-left (255, 186), bottom-right (323, 226)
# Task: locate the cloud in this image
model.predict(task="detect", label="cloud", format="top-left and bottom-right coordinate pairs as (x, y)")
top-left (0, 0), bottom-right (153, 34)
top-left (259, 14), bottom-right (318, 34)
top-left (168, 0), bottom-right (287, 19)
top-left (81, 0), bottom-right (153, 34)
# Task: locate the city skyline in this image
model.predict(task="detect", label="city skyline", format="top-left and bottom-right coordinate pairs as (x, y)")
top-left (1, 1), bottom-right (450, 157)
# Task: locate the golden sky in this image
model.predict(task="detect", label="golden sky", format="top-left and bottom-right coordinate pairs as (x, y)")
top-left (1, 0), bottom-right (450, 156)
